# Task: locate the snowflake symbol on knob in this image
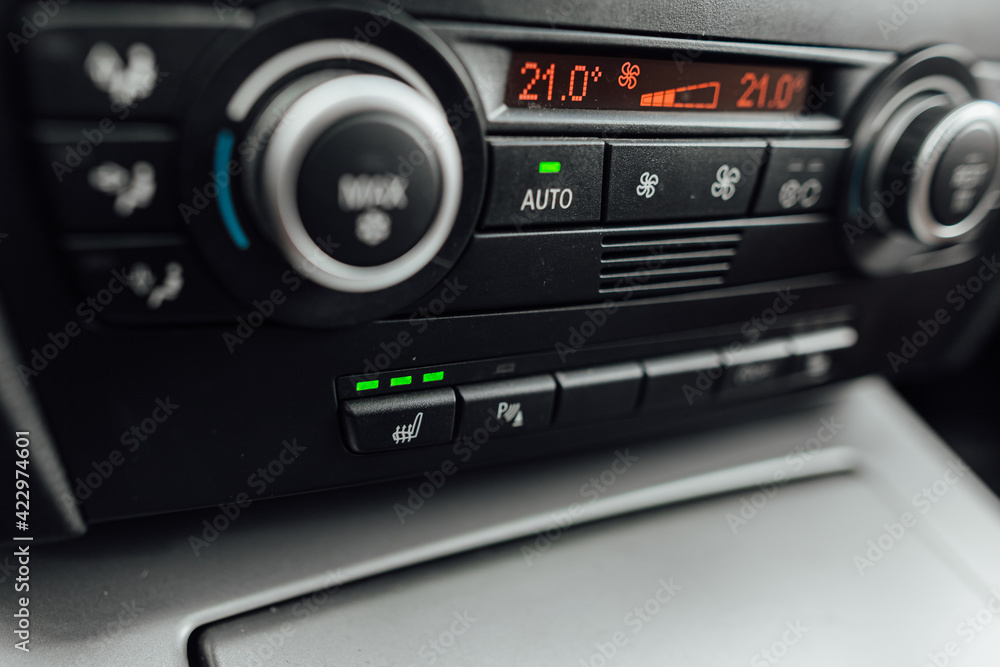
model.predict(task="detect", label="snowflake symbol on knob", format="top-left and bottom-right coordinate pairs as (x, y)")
top-left (355, 208), bottom-right (392, 247)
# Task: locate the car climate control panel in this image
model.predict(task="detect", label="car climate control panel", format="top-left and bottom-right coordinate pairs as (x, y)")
top-left (3, 0), bottom-right (1000, 519)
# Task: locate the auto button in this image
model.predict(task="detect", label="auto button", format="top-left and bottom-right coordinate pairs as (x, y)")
top-left (480, 139), bottom-right (604, 228)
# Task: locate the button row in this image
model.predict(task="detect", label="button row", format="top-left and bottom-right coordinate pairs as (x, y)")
top-left (340, 326), bottom-right (857, 453)
top-left (21, 10), bottom-right (251, 325)
top-left (27, 13), bottom-right (240, 232)
top-left (480, 137), bottom-right (849, 229)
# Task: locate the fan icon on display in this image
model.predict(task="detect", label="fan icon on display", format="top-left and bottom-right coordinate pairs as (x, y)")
top-left (636, 171), bottom-right (660, 198)
top-left (618, 61), bottom-right (641, 89)
top-left (710, 164), bottom-right (742, 201)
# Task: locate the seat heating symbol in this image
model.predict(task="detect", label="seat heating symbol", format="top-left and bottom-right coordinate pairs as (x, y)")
top-left (392, 412), bottom-right (423, 444)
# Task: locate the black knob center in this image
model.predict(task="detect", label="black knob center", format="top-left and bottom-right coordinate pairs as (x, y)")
top-left (296, 112), bottom-right (442, 267)
top-left (929, 121), bottom-right (998, 226)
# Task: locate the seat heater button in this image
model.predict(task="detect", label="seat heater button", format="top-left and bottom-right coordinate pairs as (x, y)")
top-left (342, 388), bottom-right (456, 453)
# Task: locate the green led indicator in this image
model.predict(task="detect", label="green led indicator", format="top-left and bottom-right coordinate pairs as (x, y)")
top-left (538, 161), bottom-right (561, 174)
top-left (356, 380), bottom-right (379, 391)
top-left (391, 376), bottom-right (413, 387)
top-left (422, 371), bottom-right (444, 383)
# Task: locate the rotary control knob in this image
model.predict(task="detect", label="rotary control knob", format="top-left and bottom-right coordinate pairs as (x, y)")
top-left (880, 100), bottom-right (1000, 246)
top-left (246, 73), bottom-right (463, 293)
top-left (844, 47), bottom-right (1000, 275)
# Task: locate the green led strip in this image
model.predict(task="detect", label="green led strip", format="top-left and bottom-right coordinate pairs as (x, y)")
top-left (391, 376), bottom-right (413, 387)
top-left (356, 380), bottom-right (379, 391)
top-left (422, 371), bottom-right (444, 383)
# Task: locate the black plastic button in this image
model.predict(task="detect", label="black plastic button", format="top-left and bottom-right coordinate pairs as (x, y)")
top-left (720, 340), bottom-right (793, 393)
top-left (930, 124), bottom-right (998, 225)
top-left (787, 326), bottom-right (858, 383)
top-left (554, 363), bottom-right (643, 424)
top-left (36, 123), bottom-right (178, 232)
top-left (481, 139), bottom-right (604, 229)
top-left (723, 358), bottom-right (792, 390)
top-left (342, 388), bottom-right (456, 453)
top-left (65, 235), bottom-right (241, 323)
top-left (754, 139), bottom-right (849, 215)
top-left (20, 7), bottom-right (241, 121)
top-left (456, 375), bottom-right (556, 439)
top-left (606, 140), bottom-right (766, 222)
top-left (642, 351), bottom-right (721, 410)
top-left (297, 113), bottom-right (441, 267)
top-left (791, 352), bottom-right (835, 383)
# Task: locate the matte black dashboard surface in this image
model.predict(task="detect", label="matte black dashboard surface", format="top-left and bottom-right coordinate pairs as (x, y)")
top-left (407, 0), bottom-right (1000, 58)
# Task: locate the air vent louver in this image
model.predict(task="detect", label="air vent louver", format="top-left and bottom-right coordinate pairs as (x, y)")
top-left (600, 228), bottom-right (743, 294)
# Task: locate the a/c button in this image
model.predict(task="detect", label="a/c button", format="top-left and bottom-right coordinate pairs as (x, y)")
top-left (480, 139), bottom-right (604, 229)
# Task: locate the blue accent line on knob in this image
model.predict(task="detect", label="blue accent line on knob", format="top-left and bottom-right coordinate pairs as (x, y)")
top-left (214, 129), bottom-right (250, 250)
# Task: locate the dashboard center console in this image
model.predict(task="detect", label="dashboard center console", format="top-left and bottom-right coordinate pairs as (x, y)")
top-left (3, 0), bottom-right (1000, 522)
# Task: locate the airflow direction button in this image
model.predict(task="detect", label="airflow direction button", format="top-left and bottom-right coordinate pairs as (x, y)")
top-left (36, 124), bottom-right (178, 232)
top-left (65, 235), bottom-right (242, 323)
top-left (22, 10), bottom-right (243, 120)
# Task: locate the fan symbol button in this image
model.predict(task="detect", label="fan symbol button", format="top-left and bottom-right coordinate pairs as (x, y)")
top-left (636, 171), bottom-right (659, 198)
top-left (710, 164), bottom-right (742, 201)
